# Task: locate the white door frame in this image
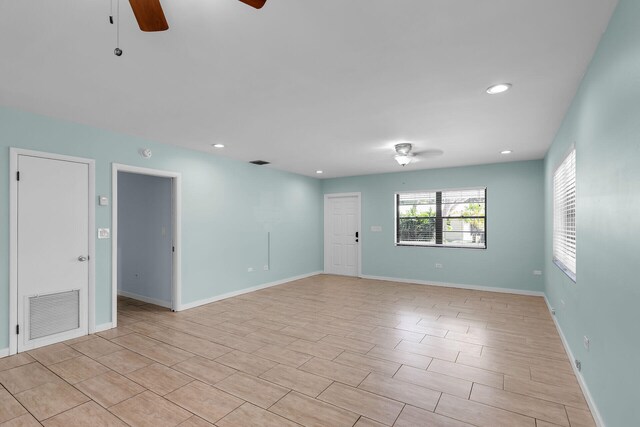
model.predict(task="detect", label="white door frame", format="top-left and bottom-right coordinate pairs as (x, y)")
top-left (111, 163), bottom-right (182, 326)
top-left (323, 192), bottom-right (362, 277)
top-left (9, 148), bottom-right (96, 356)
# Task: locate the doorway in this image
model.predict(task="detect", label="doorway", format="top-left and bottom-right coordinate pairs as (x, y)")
top-left (9, 148), bottom-right (95, 355)
top-left (111, 164), bottom-right (182, 327)
top-left (324, 193), bottom-right (361, 277)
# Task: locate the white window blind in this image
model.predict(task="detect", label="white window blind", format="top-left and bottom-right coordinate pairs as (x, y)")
top-left (553, 149), bottom-right (576, 279)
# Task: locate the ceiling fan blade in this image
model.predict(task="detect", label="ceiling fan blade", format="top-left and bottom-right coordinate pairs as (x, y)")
top-left (129, 0), bottom-right (169, 32)
top-left (238, 0), bottom-right (267, 9)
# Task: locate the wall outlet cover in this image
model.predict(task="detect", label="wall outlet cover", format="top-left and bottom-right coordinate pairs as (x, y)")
top-left (97, 228), bottom-right (110, 239)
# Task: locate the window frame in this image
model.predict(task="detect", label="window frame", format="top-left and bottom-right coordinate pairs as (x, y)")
top-left (552, 148), bottom-right (577, 282)
top-left (394, 187), bottom-right (487, 249)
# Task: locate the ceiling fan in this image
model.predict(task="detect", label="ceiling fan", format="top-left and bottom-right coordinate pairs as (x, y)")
top-left (128, 0), bottom-right (267, 32)
top-left (394, 143), bottom-right (415, 166)
top-left (393, 143), bottom-right (444, 166)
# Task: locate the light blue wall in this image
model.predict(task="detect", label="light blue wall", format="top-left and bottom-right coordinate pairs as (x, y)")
top-left (0, 107), bottom-right (324, 350)
top-left (322, 160), bottom-right (544, 292)
top-left (543, 0), bottom-right (639, 425)
top-left (117, 172), bottom-right (173, 305)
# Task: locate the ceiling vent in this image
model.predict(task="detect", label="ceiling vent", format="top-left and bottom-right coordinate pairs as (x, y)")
top-left (249, 160), bottom-right (270, 165)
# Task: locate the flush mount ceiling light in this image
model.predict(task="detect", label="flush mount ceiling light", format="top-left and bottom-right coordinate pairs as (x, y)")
top-left (212, 143), bottom-right (225, 148)
top-left (394, 143), bottom-right (414, 166)
top-left (316, 170), bottom-right (323, 174)
top-left (501, 150), bottom-right (513, 154)
top-left (486, 83), bottom-right (512, 95)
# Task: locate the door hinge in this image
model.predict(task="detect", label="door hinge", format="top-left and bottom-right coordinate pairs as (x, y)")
top-left (16, 171), bottom-right (20, 181)
top-left (16, 325), bottom-right (19, 335)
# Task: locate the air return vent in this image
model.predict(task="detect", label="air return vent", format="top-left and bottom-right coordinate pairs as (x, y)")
top-left (29, 290), bottom-right (80, 340)
top-left (249, 160), bottom-right (270, 165)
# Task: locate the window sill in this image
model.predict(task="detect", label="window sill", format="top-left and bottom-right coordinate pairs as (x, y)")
top-left (396, 243), bottom-right (486, 250)
top-left (553, 259), bottom-right (576, 283)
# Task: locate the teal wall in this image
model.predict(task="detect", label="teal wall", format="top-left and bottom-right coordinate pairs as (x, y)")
top-left (543, 0), bottom-right (640, 425)
top-left (0, 107), bottom-right (324, 350)
top-left (322, 160), bottom-right (544, 292)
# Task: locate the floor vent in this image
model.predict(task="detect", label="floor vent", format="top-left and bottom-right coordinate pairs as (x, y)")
top-left (249, 160), bottom-right (270, 165)
top-left (29, 290), bottom-right (80, 340)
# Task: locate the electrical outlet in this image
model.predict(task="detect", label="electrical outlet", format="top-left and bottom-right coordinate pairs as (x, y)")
top-left (435, 263), bottom-right (443, 269)
top-left (575, 359), bottom-right (582, 371)
top-left (583, 336), bottom-right (590, 351)
top-left (247, 267), bottom-right (254, 272)
top-left (551, 308), bottom-right (556, 315)
top-left (263, 265), bottom-right (269, 271)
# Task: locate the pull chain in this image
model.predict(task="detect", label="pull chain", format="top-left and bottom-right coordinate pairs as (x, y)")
top-left (113, 0), bottom-right (123, 56)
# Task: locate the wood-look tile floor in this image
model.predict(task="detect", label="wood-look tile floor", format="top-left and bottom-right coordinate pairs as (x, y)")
top-left (0, 275), bottom-right (596, 427)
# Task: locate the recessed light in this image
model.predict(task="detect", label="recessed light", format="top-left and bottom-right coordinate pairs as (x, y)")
top-left (212, 143), bottom-right (225, 148)
top-left (501, 150), bottom-right (513, 154)
top-left (316, 170), bottom-right (323, 174)
top-left (486, 83), bottom-right (512, 95)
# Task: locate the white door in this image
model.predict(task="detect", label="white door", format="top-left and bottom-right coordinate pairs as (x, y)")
top-left (16, 154), bottom-right (90, 351)
top-left (324, 194), bottom-right (360, 276)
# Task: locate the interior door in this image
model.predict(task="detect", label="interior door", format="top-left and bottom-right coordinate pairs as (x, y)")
top-left (17, 154), bottom-right (90, 351)
top-left (325, 194), bottom-right (360, 276)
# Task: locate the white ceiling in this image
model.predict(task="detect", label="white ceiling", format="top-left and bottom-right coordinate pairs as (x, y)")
top-left (0, 0), bottom-right (617, 178)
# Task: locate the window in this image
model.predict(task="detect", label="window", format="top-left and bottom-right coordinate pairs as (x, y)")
top-left (553, 149), bottom-right (576, 280)
top-left (395, 188), bottom-right (486, 248)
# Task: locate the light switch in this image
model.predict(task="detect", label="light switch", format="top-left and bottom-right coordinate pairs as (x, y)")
top-left (99, 196), bottom-right (109, 206)
top-left (370, 225), bottom-right (382, 232)
top-left (98, 228), bottom-right (110, 239)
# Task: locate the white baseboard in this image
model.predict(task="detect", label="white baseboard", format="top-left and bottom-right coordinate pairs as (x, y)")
top-left (117, 290), bottom-right (172, 309)
top-left (544, 297), bottom-right (605, 427)
top-left (0, 347), bottom-right (9, 358)
top-left (94, 322), bottom-right (114, 333)
top-left (360, 274), bottom-right (545, 297)
top-left (178, 271), bottom-right (323, 311)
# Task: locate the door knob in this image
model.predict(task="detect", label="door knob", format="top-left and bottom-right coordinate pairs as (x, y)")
top-left (77, 256), bottom-right (88, 262)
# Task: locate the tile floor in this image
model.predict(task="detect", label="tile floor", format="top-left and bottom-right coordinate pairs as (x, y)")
top-left (0, 275), bottom-right (596, 426)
